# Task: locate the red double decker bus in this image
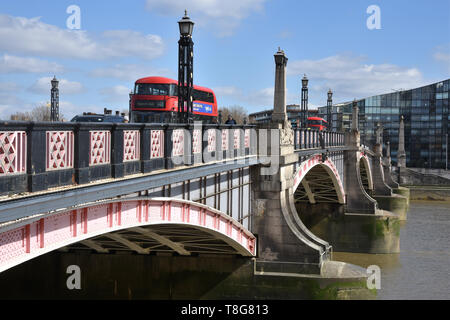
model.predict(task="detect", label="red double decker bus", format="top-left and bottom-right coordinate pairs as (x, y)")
top-left (130, 76), bottom-right (218, 123)
top-left (307, 117), bottom-right (328, 131)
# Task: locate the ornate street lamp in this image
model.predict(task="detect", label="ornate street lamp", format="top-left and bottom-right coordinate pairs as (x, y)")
top-left (177, 10), bottom-right (195, 123)
top-left (301, 74), bottom-right (308, 128)
top-left (50, 76), bottom-right (59, 121)
top-left (327, 88), bottom-right (333, 131)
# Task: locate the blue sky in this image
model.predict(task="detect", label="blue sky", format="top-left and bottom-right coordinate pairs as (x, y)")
top-left (0, 0), bottom-right (449, 120)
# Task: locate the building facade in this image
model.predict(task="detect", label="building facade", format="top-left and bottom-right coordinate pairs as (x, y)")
top-left (318, 79), bottom-right (450, 169)
top-left (249, 104), bottom-right (318, 128)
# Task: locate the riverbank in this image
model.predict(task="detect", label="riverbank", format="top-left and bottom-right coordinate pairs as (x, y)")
top-left (404, 185), bottom-right (450, 201)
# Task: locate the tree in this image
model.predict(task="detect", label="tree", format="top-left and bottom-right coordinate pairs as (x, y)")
top-left (219, 105), bottom-right (248, 124)
top-left (10, 104), bottom-right (66, 121)
top-left (9, 111), bottom-right (32, 121)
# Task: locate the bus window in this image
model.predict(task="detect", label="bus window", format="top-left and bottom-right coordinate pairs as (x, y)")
top-left (135, 83), bottom-right (171, 96)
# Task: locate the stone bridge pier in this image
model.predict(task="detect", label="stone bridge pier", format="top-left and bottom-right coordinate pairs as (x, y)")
top-left (370, 124), bottom-right (409, 221)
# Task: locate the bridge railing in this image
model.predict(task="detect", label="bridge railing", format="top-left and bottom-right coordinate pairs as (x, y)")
top-left (0, 121), bottom-right (256, 195)
top-left (293, 129), bottom-right (345, 150)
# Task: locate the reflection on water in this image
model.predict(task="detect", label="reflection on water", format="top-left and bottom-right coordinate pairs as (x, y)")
top-left (333, 201), bottom-right (450, 300)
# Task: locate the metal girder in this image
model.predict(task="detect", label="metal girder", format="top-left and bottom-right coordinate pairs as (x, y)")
top-left (104, 233), bottom-right (150, 254)
top-left (295, 146), bottom-right (349, 157)
top-left (294, 166), bottom-right (340, 204)
top-left (80, 240), bottom-right (109, 253)
top-left (131, 227), bottom-right (191, 256)
top-left (360, 161), bottom-right (370, 193)
top-left (61, 223), bottom-right (248, 257)
top-left (301, 178), bottom-right (316, 204)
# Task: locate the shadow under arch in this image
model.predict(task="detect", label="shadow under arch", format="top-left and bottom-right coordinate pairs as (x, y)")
top-left (359, 152), bottom-right (374, 194)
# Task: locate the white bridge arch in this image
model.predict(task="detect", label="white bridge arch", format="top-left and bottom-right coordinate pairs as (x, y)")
top-left (293, 154), bottom-right (345, 204)
top-left (0, 198), bottom-right (256, 273)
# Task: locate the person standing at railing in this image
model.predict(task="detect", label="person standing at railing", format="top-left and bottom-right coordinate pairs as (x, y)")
top-left (225, 115), bottom-right (236, 125)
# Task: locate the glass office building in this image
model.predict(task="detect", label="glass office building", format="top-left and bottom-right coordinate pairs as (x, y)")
top-left (318, 79), bottom-right (450, 169)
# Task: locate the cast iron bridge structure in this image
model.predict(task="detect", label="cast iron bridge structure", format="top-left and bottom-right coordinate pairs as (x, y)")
top-left (0, 119), bottom-right (403, 276)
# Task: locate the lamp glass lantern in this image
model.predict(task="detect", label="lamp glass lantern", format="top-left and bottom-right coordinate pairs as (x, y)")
top-left (178, 11), bottom-right (194, 37)
top-left (327, 89), bottom-right (333, 100)
top-left (51, 76), bottom-right (58, 89)
top-left (302, 75), bottom-right (308, 88)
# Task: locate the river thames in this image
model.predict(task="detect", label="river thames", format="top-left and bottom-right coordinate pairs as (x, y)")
top-left (333, 200), bottom-right (450, 300)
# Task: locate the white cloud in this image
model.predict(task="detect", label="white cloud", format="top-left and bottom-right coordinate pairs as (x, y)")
top-left (0, 54), bottom-right (64, 73)
top-left (90, 64), bottom-right (172, 81)
top-left (99, 85), bottom-right (132, 103)
top-left (146, 0), bottom-right (266, 36)
top-left (433, 44), bottom-right (450, 73)
top-left (0, 14), bottom-right (164, 60)
top-left (0, 81), bottom-right (21, 93)
top-left (28, 77), bottom-right (84, 95)
top-left (213, 86), bottom-right (243, 97)
top-left (215, 85), bottom-right (295, 110)
top-left (287, 54), bottom-right (425, 102)
top-left (214, 85), bottom-right (301, 110)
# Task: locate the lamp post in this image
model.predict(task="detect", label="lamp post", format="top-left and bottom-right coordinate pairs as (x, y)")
top-left (50, 76), bottom-right (59, 121)
top-left (128, 90), bottom-right (133, 123)
top-left (326, 88), bottom-right (332, 131)
top-left (177, 10), bottom-right (195, 123)
top-left (301, 74), bottom-right (308, 128)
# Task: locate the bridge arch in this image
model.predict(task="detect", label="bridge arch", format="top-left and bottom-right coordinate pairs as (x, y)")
top-left (293, 154), bottom-right (345, 204)
top-left (0, 198), bottom-right (256, 273)
top-left (358, 152), bottom-right (374, 193)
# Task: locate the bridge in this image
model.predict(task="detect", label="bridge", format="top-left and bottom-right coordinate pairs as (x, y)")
top-left (0, 49), bottom-right (409, 299)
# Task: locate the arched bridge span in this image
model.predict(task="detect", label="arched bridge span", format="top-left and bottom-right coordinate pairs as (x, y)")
top-left (293, 154), bottom-right (345, 204)
top-left (0, 198), bottom-right (256, 273)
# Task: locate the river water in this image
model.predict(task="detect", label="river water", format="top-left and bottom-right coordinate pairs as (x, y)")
top-left (333, 200), bottom-right (450, 300)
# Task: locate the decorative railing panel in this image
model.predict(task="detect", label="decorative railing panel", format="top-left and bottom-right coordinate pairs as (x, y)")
top-left (90, 131), bottom-right (111, 166)
top-left (123, 130), bottom-right (140, 162)
top-left (222, 129), bottom-right (229, 151)
top-left (207, 129), bottom-right (216, 153)
top-left (193, 129), bottom-right (202, 154)
top-left (150, 130), bottom-right (164, 159)
top-left (233, 129), bottom-right (240, 150)
top-left (172, 129), bottom-right (184, 157)
top-left (0, 131), bottom-right (26, 175)
top-left (46, 131), bottom-right (74, 171)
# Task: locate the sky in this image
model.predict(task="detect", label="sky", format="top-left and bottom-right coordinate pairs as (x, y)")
top-left (0, 0), bottom-right (449, 120)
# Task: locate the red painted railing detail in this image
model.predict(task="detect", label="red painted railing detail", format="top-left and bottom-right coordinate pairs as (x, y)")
top-left (244, 129), bottom-right (250, 149)
top-left (46, 131), bottom-right (74, 170)
top-left (222, 129), bottom-right (228, 151)
top-left (90, 131), bottom-right (111, 165)
top-left (233, 129), bottom-right (240, 150)
top-left (150, 130), bottom-right (164, 159)
top-left (0, 131), bottom-right (26, 175)
top-left (207, 129), bottom-right (216, 153)
top-left (193, 129), bottom-right (202, 154)
top-left (123, 130), bottom-right (140, 162)
top-left (172, 129), bottom-right (184, 157)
